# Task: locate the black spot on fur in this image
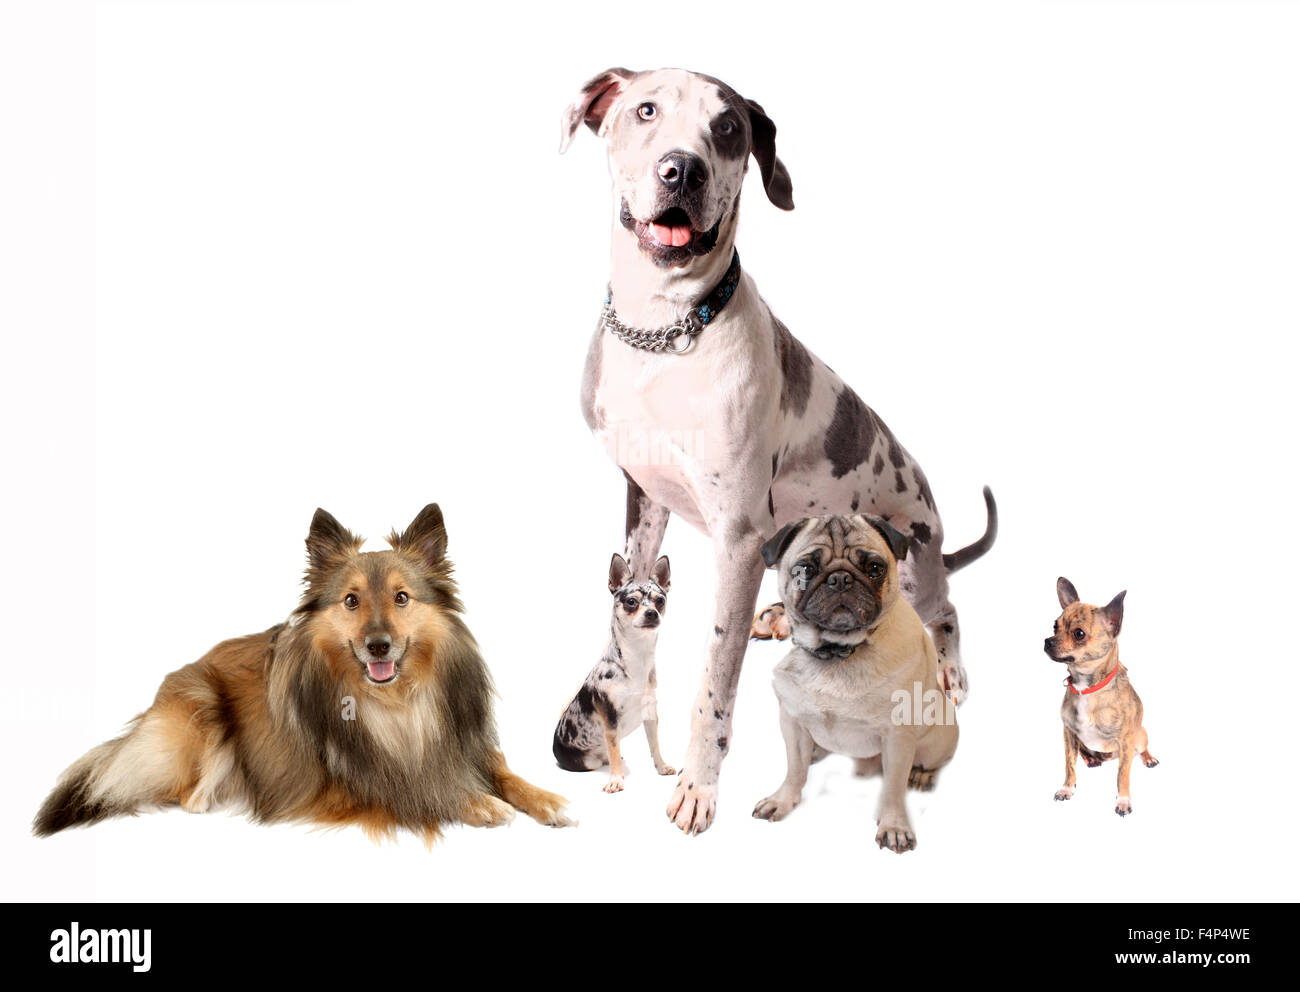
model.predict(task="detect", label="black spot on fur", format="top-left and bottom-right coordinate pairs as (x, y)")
top-left (872, 454), bottom-right (885, 476)
top-left (717, 736), bottom-right (728, 752)
top-left (823, 388), bottom-right (875, 479)
top-left (714, 626), bottom-right (725, 636)
top-left (851, 492), bottom-right (860, 511)
top-left (624, 471), bottom-right (645, 539)
top-left (911, 522), bottom-right (932, 545)
top-left (895, 470), bottom-right (907, 493)
top-left (553, 735), bottom-right (592, 772)
top-left (773, 318), bottom-right (812, 417)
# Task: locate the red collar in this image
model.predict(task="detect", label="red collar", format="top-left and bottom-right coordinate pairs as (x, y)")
top-left (1065, 661), bottom-right (1119, 695)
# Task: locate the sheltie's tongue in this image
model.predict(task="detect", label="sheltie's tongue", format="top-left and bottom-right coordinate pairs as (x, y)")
top-left (367, 660), bottom-right (396, 682)
top-left (650, 220), bottom-right (692, 248)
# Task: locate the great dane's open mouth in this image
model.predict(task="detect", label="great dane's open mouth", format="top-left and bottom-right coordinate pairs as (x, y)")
top-left (620, 200), bottom-right (720, 262)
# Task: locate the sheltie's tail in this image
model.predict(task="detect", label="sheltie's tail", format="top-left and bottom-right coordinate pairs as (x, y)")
top-left (33, 712), bottom-right (183, 836)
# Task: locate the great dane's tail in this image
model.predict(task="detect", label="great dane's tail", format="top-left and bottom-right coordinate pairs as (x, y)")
top-left (942, 486), bottom-right (997, 573)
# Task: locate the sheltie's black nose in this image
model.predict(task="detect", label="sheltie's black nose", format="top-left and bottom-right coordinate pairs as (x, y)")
top-left (366, 636), bottom-right (392, 657)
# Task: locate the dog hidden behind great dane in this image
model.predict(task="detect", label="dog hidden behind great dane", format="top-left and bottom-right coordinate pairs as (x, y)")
top-left (561, 67), bottom-right (997, 834)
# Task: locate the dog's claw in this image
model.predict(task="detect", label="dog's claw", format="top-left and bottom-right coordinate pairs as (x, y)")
top-left (752, 795), bottom-right (797, 821)
top-left (875, 821), bottom-right (917, 853)
top-left (667, 777), bottom-right (716, 835)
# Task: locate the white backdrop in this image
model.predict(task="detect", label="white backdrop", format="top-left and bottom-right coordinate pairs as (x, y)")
top-left (2, 0), bottom-right (1297, 902)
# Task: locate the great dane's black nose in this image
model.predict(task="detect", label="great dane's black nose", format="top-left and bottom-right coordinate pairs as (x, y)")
top-left (824, 571), bottom-right (854, 592)
top-left (657, 151), bottom-right (708, 191)
top-left (366, 636), bottom-right (392, 657)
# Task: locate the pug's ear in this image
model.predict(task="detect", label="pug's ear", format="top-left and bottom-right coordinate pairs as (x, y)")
top-left (1057, 577), bottom-right (1080, 609)
top-left (560, 67), bottom-right (634, 153)
top-left (760, 520), bottom-right (806, 568)
top-left (864, 516), bottom-right (910, 562)
top-left (608, 553), bottom-right (632, 594)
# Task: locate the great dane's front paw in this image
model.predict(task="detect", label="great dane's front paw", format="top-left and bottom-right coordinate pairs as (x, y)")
top-left (938, 659), bottom-right (967, 706)
top-left (666, 777), bottom-right (716, 835)
top-left (752, 793), bottom-right (798, 822)
top-left (1115, 796), bottom-right (1132, 816)
top-left (603, 776), bottom-right (625, 794)
top-left (750, 603), bottom-right (791, 641)
top-left (875, 818), bottom-right (917, 853)
top-left (1054, 786), bottom-right (1074, 801)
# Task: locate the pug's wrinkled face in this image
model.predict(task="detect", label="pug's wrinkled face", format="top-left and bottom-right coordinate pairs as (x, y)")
top-left (761, 514), bottom-right (910, 658)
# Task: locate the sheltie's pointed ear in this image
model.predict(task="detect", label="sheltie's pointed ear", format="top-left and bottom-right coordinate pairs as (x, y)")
top-left (306, 508), bottom-right (361, 571)
top-left (395, 503), bottom-right (448, 568)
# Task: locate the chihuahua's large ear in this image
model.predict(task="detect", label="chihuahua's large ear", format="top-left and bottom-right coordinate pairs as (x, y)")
top-left (651, 555), bottom-right (671, 591)
top-left (760, 519), bottom-right (805, 568)
top-left (1056, 577), bottom-right (1080, 609)
top-left (394, 503), bottom-right (448, 569)
top-left (745, 99), bottom-right (794, 210)
top-left (608, 553), bottom-right (632, 593)
top-left (1100, 590), bottom-right (1126, 636)
top-left (560, 67), bottom-right (634, 153)
top-left (306, 508), bottom-right (361, 572)
top-left (863, 515), bottom-right (910, 562)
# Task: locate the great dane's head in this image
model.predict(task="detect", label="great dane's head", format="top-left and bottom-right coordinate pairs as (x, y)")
top-left (560, 67), bottom-right (794, 268)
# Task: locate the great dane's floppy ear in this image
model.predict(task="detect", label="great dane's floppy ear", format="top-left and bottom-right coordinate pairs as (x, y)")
top-left (1100, 590), bottom-right (1127, 636)
top-left (560, 67), bottom-right (634, 153)
top-left (745, 99), bottom-right (794, 210)
top-left (760, 519), bottom-right (806, 568)
top-left (651, 555), bottom-right (671, 591)
top-left (864, 515), bottom-right (910, 562)
top-left (1057, 577), bottom-right (1080, 609)
top-left (609, 552), bottom-right (632, 593)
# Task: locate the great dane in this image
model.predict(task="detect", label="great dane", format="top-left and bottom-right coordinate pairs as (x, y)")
top-left (560, 67), bottom-right (996, 834)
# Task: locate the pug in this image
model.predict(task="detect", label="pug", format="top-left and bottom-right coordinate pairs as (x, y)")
top-left (751, 514), bottom-right (958, 853)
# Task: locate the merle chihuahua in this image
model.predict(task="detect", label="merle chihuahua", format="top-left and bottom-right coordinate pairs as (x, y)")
top-left (553, 554), bottom-right (675, 792)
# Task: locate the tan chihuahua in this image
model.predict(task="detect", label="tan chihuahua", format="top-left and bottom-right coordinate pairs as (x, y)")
top-left (1043, 578), bottom-right (1158, 816)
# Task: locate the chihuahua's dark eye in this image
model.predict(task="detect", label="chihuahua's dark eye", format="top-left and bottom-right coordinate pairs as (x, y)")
top-left (637, 102), bottom-right (657, 121)
top-left (654, 596), bottom-right (665, 610)
top-left (395, 591), bottom-right (409, 606)
top-left (624, 596), bottom-right (639, 612)
top-left (1072, 628), bottom-right (1087, 642)
top-left (343, 593), bottom-right (360, 610)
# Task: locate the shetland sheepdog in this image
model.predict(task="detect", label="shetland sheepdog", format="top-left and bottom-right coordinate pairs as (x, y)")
top-left (34, 503), bottom-right (573, 843)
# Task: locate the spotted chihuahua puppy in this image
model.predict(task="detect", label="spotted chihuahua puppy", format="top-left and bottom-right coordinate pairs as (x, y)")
top-left (553, 554), bottom-right (675, 792)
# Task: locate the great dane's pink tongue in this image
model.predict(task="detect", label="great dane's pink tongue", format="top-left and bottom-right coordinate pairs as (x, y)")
top-left (651, 222), bottom-right (692, 247)
top-left (368, 660), bottom-right (395, 682)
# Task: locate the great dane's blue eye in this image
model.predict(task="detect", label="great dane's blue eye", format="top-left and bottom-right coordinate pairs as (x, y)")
top-left (637, 103), bottom-right (657, 121)
top-left (717, 118), bottom-right (734, 135)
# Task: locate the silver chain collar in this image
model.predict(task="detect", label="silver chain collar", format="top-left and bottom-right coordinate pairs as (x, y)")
top-left (600, 299), bottom-right (704, 355)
